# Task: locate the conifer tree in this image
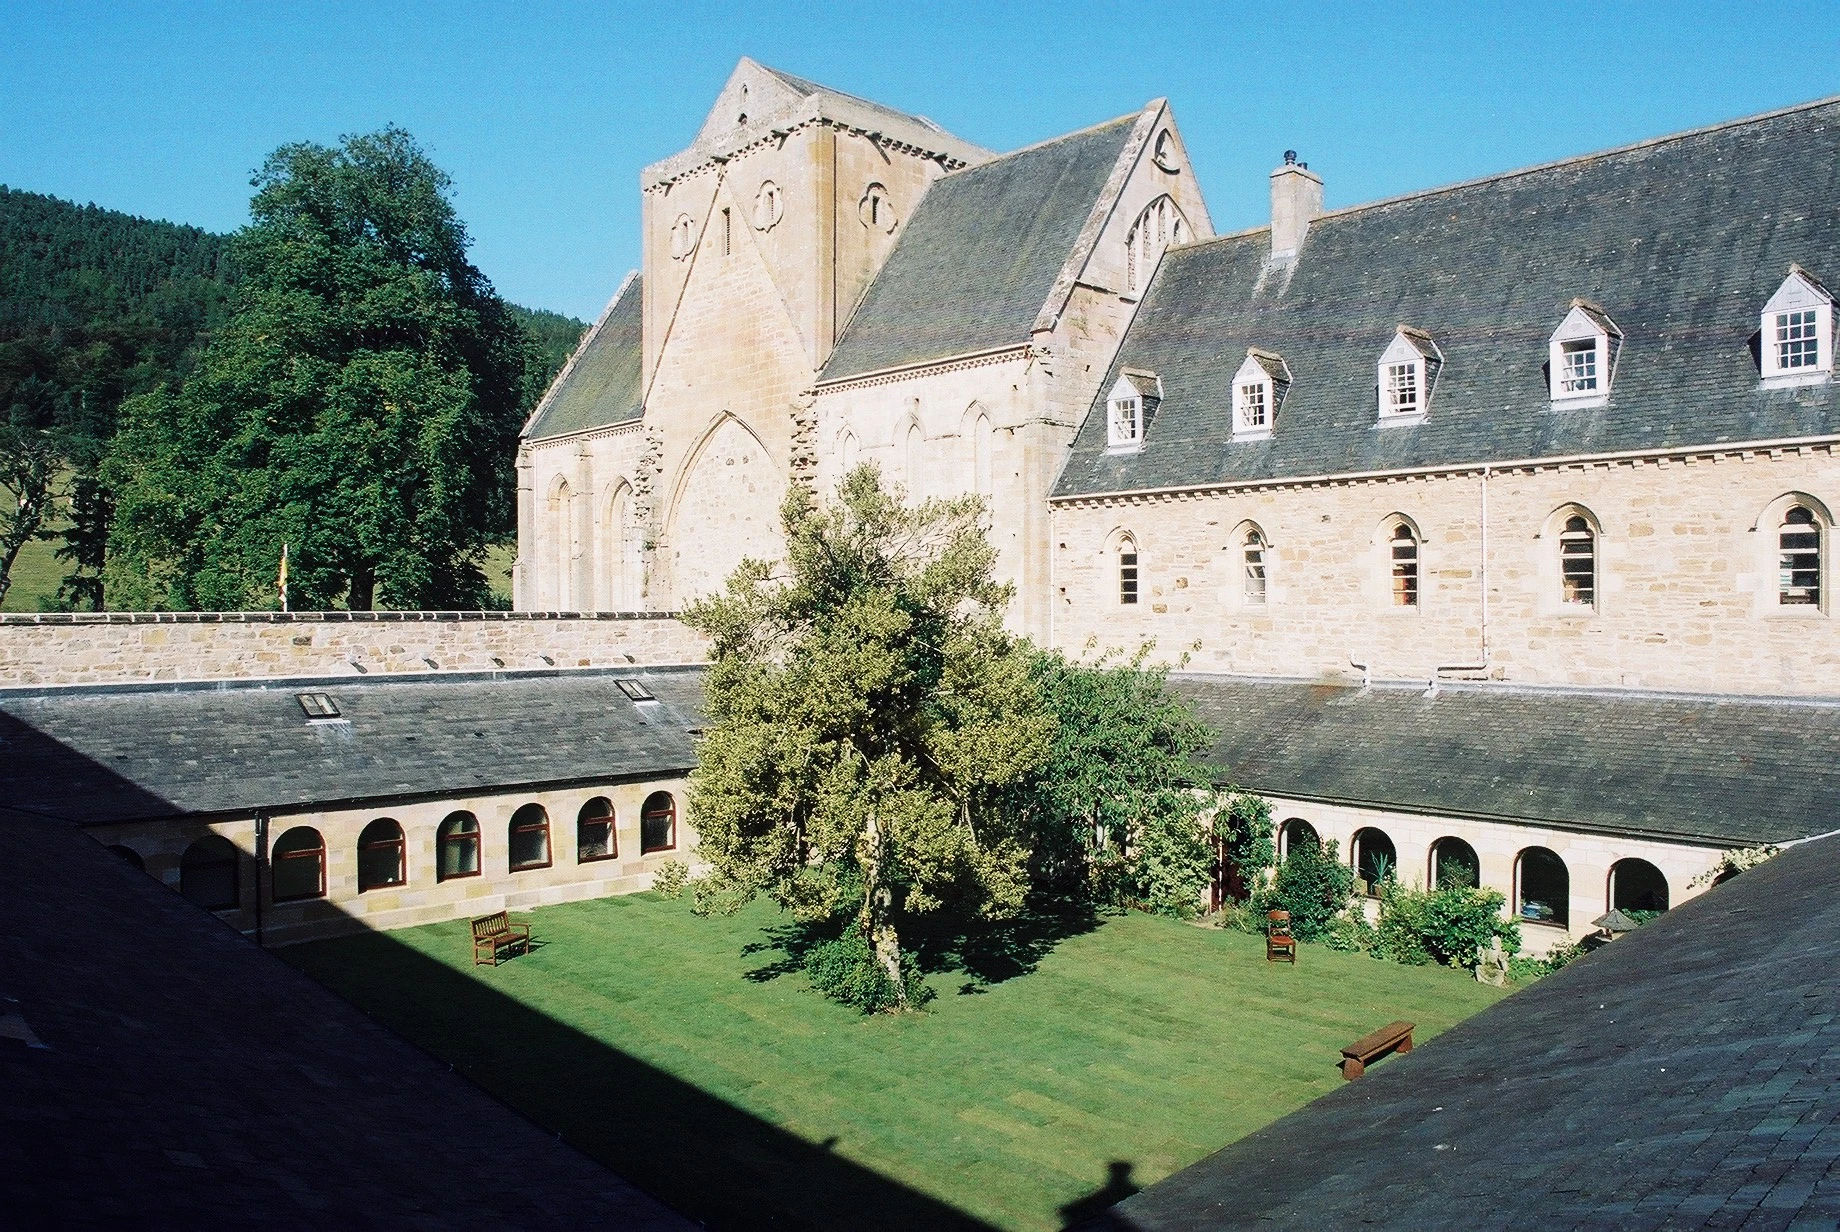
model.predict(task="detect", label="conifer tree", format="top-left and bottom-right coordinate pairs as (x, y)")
top-left (684, 468), bottom-right (1053, 1011)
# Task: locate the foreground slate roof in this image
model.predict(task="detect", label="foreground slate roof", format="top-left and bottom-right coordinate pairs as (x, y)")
top-left (0, 666), bottom-right (704, 825)
top-left (0, 804), bottom-right (689, 1227)
top-left (1092, 831), bottom-right (1840, 1231)
top-left (821, 115), bottom-right (1139, 382)
top-left (523, 272), bottom-right (644, 441)
top-left (1058, 96), bottom-right (1840, 498)
top-left (1174, 675), bottom-right (1840, 846)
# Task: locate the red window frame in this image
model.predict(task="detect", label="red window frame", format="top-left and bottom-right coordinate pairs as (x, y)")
top-left (577, 797), bottom-right (617, 864)
top-left (437, 812), bottom-right (482, 882)
top-left (508, 804), bottom-right (553, 871)
top-left (271, 826), bottom-right (327, 902)
top-left (640, 792), bottom-right (677, 854)
top-left (357, 818), bottom-right (406, 892)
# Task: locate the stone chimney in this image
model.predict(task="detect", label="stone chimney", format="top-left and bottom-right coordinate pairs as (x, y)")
top-left (1270, 151), bottom-right (1323, 262)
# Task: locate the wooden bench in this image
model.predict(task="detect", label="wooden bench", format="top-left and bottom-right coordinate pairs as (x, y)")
top-left (1340, 1019), bottom-right (1414, 1080)
top-left (471, 911), bottom-right (532, 966)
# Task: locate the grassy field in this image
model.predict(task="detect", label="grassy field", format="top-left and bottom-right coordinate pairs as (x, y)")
top-left (1, 535), bottom-right (65, 612)
top-left (284, 895), bottom-right (1505, 1231)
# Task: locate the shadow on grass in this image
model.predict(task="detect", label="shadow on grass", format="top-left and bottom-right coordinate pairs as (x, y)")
top-left (286, 915), bottom-right (997, 1232)
top-left (1057, 1161), bottom-right (1140, 1229)
top-left (739, 897), bottom-right (1107, 993)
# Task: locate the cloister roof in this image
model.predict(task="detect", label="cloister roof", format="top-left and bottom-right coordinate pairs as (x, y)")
top-left (1174, 675), bottom-right (1840, 847)
top-left (1088, 830), bottom-right (1840, 1230)
top-left (0, 803), bottom-right (691, 1226)
top-left (0, 666), bottom-right (704, 826)
top-left (1057, 96), bottom-right (1840, 499)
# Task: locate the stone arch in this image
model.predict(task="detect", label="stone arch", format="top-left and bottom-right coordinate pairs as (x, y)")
top-left (1350, 826), bottom-right (1397, 895)
top-left (836, 428), bottom-right (860, 480)
top-left (1608, 857), bottom-right (1669, 913)
top-left (1277, 817), bottom-right (1319, 860)
top-left (1376, 512), bottom-right (1426, 609)
top-left (1224, 519), bottom-right (1271, 609)
top-left (962, 403), bottom-right (994, 502)
top-left (1429, 836), bottom-right (1480, 889)
top-left (666, 412), bottom-right (783, 603)
top-left (1753, 491), bottom-right (1833, 612)
top-left (899, 419), bottom-right (925, 502)
top-left (1515, 846), bottom-right (1570, 928)
top-left (1105, 526), bottom-right (1141, 606)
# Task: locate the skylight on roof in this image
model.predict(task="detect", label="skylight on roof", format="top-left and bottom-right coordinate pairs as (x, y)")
top-left (615, 679), bottom-right (656, 702)
top-left (296, 692), bottom-right (340, 719)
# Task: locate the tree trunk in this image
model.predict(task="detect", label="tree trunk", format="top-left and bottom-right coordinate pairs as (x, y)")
top-left (857, 809), bottom-right (910, 1011)
top-left (348, 563), bottom-right (375, 611)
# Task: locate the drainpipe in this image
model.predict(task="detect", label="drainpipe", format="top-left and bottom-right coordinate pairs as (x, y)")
top-left (1428, 465), bottom-right (1492, 696)
top-left (1349, 657), bottom-right (1371, 688)
top-left (253, 812), bottom-right (268, 948)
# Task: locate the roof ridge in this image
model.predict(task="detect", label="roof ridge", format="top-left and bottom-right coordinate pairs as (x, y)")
top-left (940, 110), bottom-right (1142, 179)
top-left (1173, 92), bottom-right (1840, 257)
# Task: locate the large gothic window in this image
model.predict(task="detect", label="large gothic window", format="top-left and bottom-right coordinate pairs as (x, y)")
top-left (1126, 196), bottom-right (1188, 293)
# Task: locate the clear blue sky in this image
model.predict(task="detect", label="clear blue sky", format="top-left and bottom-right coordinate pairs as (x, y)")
top-left (5, 1), bottom-right (1839, 321)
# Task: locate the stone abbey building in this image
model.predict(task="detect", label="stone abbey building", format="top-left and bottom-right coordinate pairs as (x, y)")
top-left (516, 61), bottom-right (1840, 949)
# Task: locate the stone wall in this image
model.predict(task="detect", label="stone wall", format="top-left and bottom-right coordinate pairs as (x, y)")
top-left (1050, 444), bottom-right (1840, 696)
top-left (0, 611), bottom-right (707, 687)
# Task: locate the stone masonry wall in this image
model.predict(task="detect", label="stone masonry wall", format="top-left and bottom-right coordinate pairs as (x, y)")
top-left (0, 612), bottom-right (707, 687)
top-left (1051, 445), bottom-right (1840, 696)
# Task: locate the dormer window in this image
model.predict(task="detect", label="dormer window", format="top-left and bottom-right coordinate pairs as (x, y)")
top-left (1106, 371), bottom-right (1161, 452)
top-left (1761, 266), bottom-right (1834, 385)
top-left (1231, 350), bottom-right (1290, 440)
top-left (1548, 299), bottom-right (1622, 409)
top-left (1376, 327), bottom-right (1441, 425)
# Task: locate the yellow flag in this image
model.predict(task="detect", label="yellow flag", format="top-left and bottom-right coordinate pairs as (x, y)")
top-left (278, 543), bottom-right (289, 612)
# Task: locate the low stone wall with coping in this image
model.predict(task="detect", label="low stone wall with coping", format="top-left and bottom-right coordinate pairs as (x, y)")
top-left (0, 610), bottom-right (708, 686)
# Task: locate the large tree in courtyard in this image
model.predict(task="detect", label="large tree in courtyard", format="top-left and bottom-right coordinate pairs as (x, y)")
top-left (684, 468), bottom-right (1054, 1011)
top-left (103, 127), bottom-right (531, 609)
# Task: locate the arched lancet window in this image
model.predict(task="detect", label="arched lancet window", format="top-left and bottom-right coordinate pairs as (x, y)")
top-left (509, 804), bottom-right (552, 871)
top-left (1277, 818), bottom-right (1319, 861)
top-left (1560, 514), bottom-right (1596, 607)
top-left (838, 430), bottom-right (859, 475)
top-left (1779, 504), bottom-right (1823, 606)
top-left (272, 826), bottom-right (326, 902)
top-left (972, 412), bottom-right (994, 501)
top-left (1242, 528), bottom-right (1268, 606)
top-left (578, 797), bottom-right (617, 863)
top-left (107, 844), bottom-right (144, 872)
top-left (1117, 536), bottom-right (1139, 605)
top-left (357, 818), bottom-right (406, 892)
top-left (181, 835), bottom-right (240, 910)
top-left (605, 484), bottom-right (637, 612)
top-left (1351, 828), bottom-right (1397, 895)
top-left (641, 792), bottom-right (677, 853)
top-left (1388, 522), bottom-right (1419, 607)
top-left (548, 477), bottom-right (574, 610)
top-left (903, 423), bottom-right (924, 500)
top-left (438, 811), bottom-right (481, 881)
top-left (1126, 195), bottom-right (1188, 293)
top-left (1429, 837), bottom-right (1479, 890)
top-left (1609, 858), bottom-right (1669, 914)
top-left (1516, 847), bottom-right (1570, 927)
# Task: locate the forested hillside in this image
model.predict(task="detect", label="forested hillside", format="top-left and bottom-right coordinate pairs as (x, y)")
top-left (0, 185), bottom-right (586, 609)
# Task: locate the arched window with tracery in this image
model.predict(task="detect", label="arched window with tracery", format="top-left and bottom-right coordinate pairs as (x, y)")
top-left (438, 811), bottom-right (481, 881)
top-left (1126, 195), bottom-right (1188, 293)
top-left (1516, 847), bottom-right (1570, 927)
top-left (181, 835), bottom-right (240, 910)
top-left (1243, 528), bottom-right (1268, 606)
top-left (272, 826), bottom-right (326, 902)
top-left (578, 797), bottom-right (617, 863)
top-left (357, 819), bottom-right (406, 892)
top-left (509, 804), bottom-right (552, 871)
top-left (642, 792), bottom-right (677, 853)
top-left (1779, 504), bottom-right (1823, 605)
top-left (1388, 522), bottom-right (1419, 607)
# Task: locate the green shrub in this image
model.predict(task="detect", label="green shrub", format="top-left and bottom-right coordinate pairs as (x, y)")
top-left (1260, 838), bottom-right (1355, 941)
top-left (1321, 913), bottom-right (1375, 952)
top-left (1507, 938), bottom-right (1587, 983)
top-left (1123, 800), bottom-right (1217, 919)
top-left (652, 860), bottom-right (690, 899)
top-left (803, 930), bottom-right (933, 1013)
top-left (1374, 882), bottom-right (1520, 969)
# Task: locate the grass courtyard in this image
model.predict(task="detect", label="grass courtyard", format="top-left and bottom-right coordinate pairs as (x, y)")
top-left (283, 895), bottom-right (1506, 1231)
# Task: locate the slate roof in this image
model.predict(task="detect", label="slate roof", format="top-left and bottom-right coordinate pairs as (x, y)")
top-left (1090, 831), bottom-right (1840, 1231)
top-left (1173, 675), bottom-right (1840, 846)
top-left (820, 115), bottom-right (1140, 382)
top-left (1057, 96), bottom-right (1840, 498)
top-left (523, 273), bottom-right (643, 441)
top-left (0, 667), bottom-right (704, 825)
top-left (0, 803), bottom-right (690, 1227)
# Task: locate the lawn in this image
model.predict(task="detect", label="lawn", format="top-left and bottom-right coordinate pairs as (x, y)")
top-left (283, 895), bottom-right (1506, 1231)
top-left (1, 534), bottom-right (65, 612)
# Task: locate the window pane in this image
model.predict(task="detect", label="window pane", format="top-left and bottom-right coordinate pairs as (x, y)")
top-left (510, 825), bottom-right (550, 869)
top-left (273, 849), bottom-right (324, 901)
top-left (1560, 519), bottom-right (1595, 606)
top-left (642, 794), bottom-right (676, 853)
top-left (440, 833), bottom-right (480, 879)
top-left (1780, 507), bottom-right (1822, 605)
top-left (358, 843), bottom-right (403, 890)
top-left (579, 819), bottom-right (615, 861)
top-left (1559, 338), bottom-right (1598, 393)
top-left (1120, 551), bottom-right (1139, 604)
top-left (1390, 528), bottom-right (1417, 606)
top-left (1243, 534), bottom-right (1266, 605)
top-left (1777, 309), bottom-right (1820, 370)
